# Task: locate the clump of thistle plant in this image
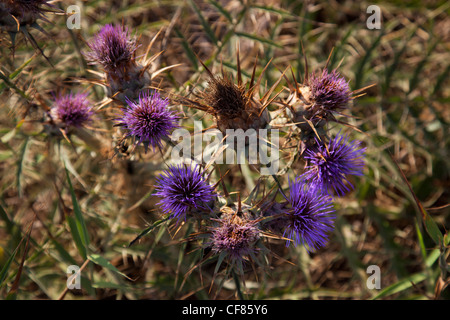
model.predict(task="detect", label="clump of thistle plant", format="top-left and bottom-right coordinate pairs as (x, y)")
top-left (280, 52), bottom-right (363, 155)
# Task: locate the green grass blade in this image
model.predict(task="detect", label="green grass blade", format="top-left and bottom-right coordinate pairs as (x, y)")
top-left (207, 0), bottom-right (233, 23)
top-left (174, 27), bottom-right (199, 71)
top-left (408, 40), bottom-right (438, 95)
top-left (66, 215), bottom-right (87, 260)
top-left (431, 63), bottom-right (450, 97)
top-left (381, 28), bottom-right (417, 96)
top-left (0, 204), bottom-right (14, 234)
top-left (0, 245), bottom-right (20, 289)
top-left (250, 4), bottom-right (296, 17)
top-left (354, 29), bottom-right (385, 89)
top-left (189, 0), bottom-right (218, 46)
top-left (128, 215), bottom-right (171, 247)
top-left (235, 31), bottom-right (283, 49)
top-left (16, 136), bottom-right (29, 198)
top-left (64, 166), bottom-right (90, 258)
top-left (371, 272), bottom-right (428, 300)
top-left (0, 55), bottom-right (35, 92)
top-left (328, 26), bottom-right (355, 71)
top-left (88, 254), bottom-right (132, 280)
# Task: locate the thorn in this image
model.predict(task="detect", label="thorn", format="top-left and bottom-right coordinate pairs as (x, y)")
top-left (289, 67), bottom-right (301, 99)
top-left (300, 40), bottom-right (308, 84)
top-left (325, 47), bottom-right (335, 70)
top-left (236, 42), bottom-right (242, 86)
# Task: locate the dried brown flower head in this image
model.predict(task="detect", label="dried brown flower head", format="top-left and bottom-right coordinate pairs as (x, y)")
top-left (180, 49), bottom-right (284, 135)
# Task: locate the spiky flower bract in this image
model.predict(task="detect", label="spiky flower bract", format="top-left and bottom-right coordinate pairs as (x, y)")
top-left (201, 73), bottom-right (270, 134)
top-left (209, 213), bottom-right (260, 264)
top-left (302, 133), bottom-right (366, 196)
top-left (1, 0), bottom-right (56, 62)
top-left (204, 76), bottom-right (248, 119)
top-left (84, 24), bottom-right (138, 76)
top-left (308, 69), bottom-right (352, 116)
top-left (180, 53), bottom-right (281, 135)
top-left (51, 92), bottom-right (93, 129)
top-left (116, 91), bottom-right (178, 152)
top-left (282, 178), bottom-right (335, 251)
top-left (0, 0), bottom-right (51, 28)
top-left (154, 164), bottom-right (216, 221)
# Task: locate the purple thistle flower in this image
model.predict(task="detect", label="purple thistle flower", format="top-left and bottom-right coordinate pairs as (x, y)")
top-left (154, 164), bottom-right (216, 221)
top-left (302, 133), bottom-right (366, 196)
top-left (51, 92), bottom-right (93, 128)
top-left (116, 91), bottom-right (178, 152)
top-left (209, 214), bottom-right (260, 262)
top-left (308, 69), bottom-right (351, 115)
top-left (84, 24), bottom-right (138, 73)
top-left (283, 178), bottom-right (335, 251)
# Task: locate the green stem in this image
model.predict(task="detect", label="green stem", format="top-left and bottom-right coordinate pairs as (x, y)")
top-left (232, 269), bottom-right (245, 300)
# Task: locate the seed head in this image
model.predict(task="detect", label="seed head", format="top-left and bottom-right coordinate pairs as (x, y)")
top-left (154, 164), bottom-right (216, 221)
top-left (201, 74), bottom-right (269, 134)
top-left (204, 76), bottom-right (248, 118)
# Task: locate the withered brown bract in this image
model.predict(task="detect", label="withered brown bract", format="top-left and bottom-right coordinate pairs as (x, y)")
top-left (179, 47), bottom-right (286, 135)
